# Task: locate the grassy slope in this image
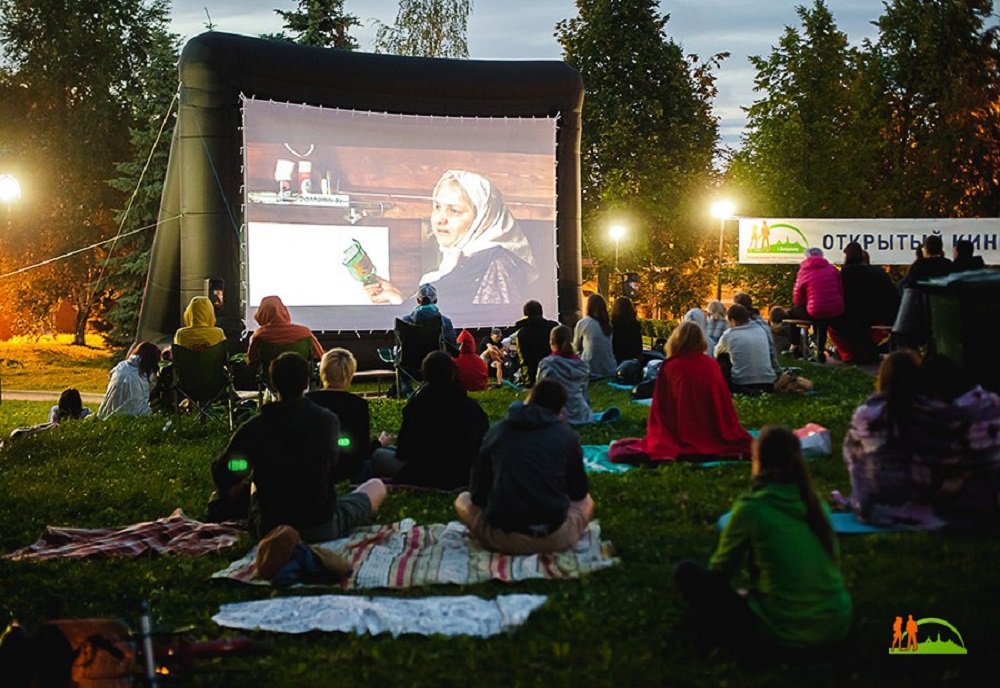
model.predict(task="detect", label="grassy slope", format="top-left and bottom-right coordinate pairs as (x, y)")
top-left (0, 336), bottom-right (114, 393)
top-left (0, 362), bottom-right (996, 687)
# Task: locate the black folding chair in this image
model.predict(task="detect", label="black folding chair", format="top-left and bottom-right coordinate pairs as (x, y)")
top-left (255, 337), bottom-right (316, 407)
top-left (172, 341), bottom-right (235, 429)
top-left (385, 317), bottom-right (445, 398)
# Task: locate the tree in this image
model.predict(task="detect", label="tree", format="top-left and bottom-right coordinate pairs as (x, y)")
top-left (869, 0), bottom-right (1000, 217)
top-left (0, 0), bottom-right (176, 344)
top-left (274, 0), bottom-right (361, 49)
top-left (725, 1), bottom-right (884, 304)
top-left (556, 0), bottom-right (724, 317)
top-left (374, 0), bottom-right (473, 58)
top-left (103, 23), bottom-right (181, 347)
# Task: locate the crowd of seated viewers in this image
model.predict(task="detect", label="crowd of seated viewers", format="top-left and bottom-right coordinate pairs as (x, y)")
top-left (843, 351), bottom-right (1000, 528)
top-left (26, 261), bottom-right (996, 660)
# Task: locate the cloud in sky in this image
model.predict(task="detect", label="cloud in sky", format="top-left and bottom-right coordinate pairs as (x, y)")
top-left (171, 1), bottom-right (883, 148)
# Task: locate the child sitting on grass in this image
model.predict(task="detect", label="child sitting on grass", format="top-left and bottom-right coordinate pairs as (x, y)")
top-left (675, 425), bottom-right (852, 662)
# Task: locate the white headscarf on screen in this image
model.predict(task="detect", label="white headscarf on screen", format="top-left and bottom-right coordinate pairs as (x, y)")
top-left (419, 170), bottom-right (538, 284)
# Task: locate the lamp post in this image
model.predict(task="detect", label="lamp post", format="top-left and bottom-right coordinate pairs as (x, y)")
top-left (609, 223), bottom-right (626, 273)
top-left (0, 174), bottom-right (20, 232)
top-left (710, 200), bottom-right (735, 301)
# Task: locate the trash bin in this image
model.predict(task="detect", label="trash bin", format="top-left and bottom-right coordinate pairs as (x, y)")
top-left (918, 269), bottom-right (1000, 393)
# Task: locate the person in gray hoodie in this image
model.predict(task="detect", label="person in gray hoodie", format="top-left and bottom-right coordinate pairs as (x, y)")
top-left (536, 325), bottom-right (593, 424)
top-left (455, 379), bottom-right (594, 554)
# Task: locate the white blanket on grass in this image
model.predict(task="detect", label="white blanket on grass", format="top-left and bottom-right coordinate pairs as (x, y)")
top-left (212, 593), bottom-right (548, 637)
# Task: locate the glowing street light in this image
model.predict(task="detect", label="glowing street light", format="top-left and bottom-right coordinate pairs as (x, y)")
top-left (609, 223), bottom-right (626, 272)
top-left (710, 199), bottom-right (735, 301)
top-left (0, 174), bottom-right (20, 205)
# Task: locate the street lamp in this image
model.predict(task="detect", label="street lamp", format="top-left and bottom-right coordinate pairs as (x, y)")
top-left (0, 173), bottom-right (20, 232)
top-left (710, 199), bottom-right (735, 301)
top-left (609, 223), bottom-right (626, 272)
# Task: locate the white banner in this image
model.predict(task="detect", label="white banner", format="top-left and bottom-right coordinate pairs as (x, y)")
top-left (738, 218), bottom-right (1000, 265)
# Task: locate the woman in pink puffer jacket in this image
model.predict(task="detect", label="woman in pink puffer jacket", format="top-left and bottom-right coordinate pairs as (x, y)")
top-left (790, 248), bottom-right (844, 362)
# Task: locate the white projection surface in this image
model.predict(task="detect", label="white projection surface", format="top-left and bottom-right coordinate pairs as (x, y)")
top-left (242, 99), bottom-right (558, 332)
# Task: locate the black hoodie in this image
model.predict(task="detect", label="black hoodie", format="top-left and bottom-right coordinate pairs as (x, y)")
top-left (471, 401), bottom-right (588, 534)
top-left (212, 397), bottom-right (340, 537)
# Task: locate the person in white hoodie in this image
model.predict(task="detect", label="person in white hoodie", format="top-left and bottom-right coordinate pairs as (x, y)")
top-left (537, 325), bottom-right (593, 425)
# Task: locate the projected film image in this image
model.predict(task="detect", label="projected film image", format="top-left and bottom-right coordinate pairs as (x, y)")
top-left (242, 100), bottom-right (558, 332)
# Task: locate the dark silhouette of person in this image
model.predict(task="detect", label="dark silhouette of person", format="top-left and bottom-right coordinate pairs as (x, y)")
top-left (905, 614), bottom-right (919, 652)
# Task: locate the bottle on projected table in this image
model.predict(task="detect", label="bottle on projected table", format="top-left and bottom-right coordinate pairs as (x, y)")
top-left (343, 239), bottom-right (379, 285)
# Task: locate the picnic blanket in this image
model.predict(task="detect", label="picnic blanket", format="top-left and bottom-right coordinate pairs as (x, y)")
top-left (213, 519), bottom-right (617, 589)
top-left (716, 510), bottom-right (920, 534)
top-left (5, 509), bottom-right (241, 561)
top-left (213, 593), bottom-right (548, 637)
top-left (582, 445), bottom-right (634, 473)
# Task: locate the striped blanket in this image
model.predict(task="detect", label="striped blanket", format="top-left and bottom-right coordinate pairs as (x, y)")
top-left (5, 509), bottom-right (242, 561)
top-left (213, 519), bottom-right (617, 589)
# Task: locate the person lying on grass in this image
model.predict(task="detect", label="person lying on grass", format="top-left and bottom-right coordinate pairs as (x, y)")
top-left (210, 351), bottom-right (386, 541)
top-left (455, 379), bottom-right (594, 555)
top-left (675, 425), bottom-right (852, 662)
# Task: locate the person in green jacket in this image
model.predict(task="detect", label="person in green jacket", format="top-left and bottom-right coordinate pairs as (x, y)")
top-left (675, 425), bottom-right (852, 660)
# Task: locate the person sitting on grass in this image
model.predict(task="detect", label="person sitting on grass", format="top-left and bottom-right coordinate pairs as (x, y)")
top-left (512, 300), bottom-right (558, 386)
top-left (609, 321), bottom-right (751, 465)
top-left (714, 304), bottom-right (777, 394)
top-left (478, 327), bottom-right (507, 387)
top-left (675, 425), bottom-right (852, 663)
top-left (306, 348), bottom-right (371, 483)
top-left (843, 351), bottom-right (1000, 528)
top-left (96, 341), bottom-right (161, 419)
top-left (174, 295), bottom-right (225, 351)
top-left (455, 379), bottom-right (594, 554)
top-left (537, 325), bottom-right (592, 425)
top-left (733, 292), bottom-right (780, 372)
top-left (369, 351), bottom-right (489, 490)
top-left (211, 352), bottom-right (386, 540)
top-left (455, 329), bottom-right (489, 391)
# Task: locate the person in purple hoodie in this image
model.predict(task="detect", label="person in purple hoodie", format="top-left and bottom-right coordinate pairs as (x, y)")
top-left (789, 248), bottom-right (844, 363)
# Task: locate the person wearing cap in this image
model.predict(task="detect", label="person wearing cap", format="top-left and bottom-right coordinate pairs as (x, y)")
top-left (479, 327), bottom-right (507, 386)
top-left (789, 248), bottom-right (844, 364)
top-left (402, 283), bottom-right (457, 349)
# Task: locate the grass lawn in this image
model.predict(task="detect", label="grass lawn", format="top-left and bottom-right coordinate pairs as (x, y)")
top-left (0, 335), bottom-right (115, 394)
top-left (0, 352), bottom-right (995, 687)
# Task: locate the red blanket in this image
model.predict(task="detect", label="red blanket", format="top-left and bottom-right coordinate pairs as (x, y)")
top-left (4, 509), bottom-right (241, 561)
top-left (612, 351), bottom-right (751, 462)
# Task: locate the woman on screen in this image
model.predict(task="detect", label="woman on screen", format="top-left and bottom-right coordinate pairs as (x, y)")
top-left (364, 170), bottom-right (538, 306)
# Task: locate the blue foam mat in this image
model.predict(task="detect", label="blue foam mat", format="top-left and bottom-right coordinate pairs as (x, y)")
top-left (717, 510), bottom-right (915, 534)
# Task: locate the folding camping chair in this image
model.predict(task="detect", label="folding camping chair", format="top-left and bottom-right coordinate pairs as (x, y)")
top-left (255, 337), bottom-right (317, 406)
top-left (171, 341), bottom-right (235, 429)
top-left (379, 317), bottom-right (445, 398)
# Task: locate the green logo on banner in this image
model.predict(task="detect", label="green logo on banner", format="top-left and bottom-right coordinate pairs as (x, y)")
top-left (889, 616), bottom-right (967, 655)
top-left (746, 221), bottom-right (809, 255)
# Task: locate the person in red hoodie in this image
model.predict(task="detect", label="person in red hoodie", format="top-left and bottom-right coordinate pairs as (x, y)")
top-left (789, 248), bottom-right (844, 363)
top-left (454, 329), bottom-right (489, 391)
